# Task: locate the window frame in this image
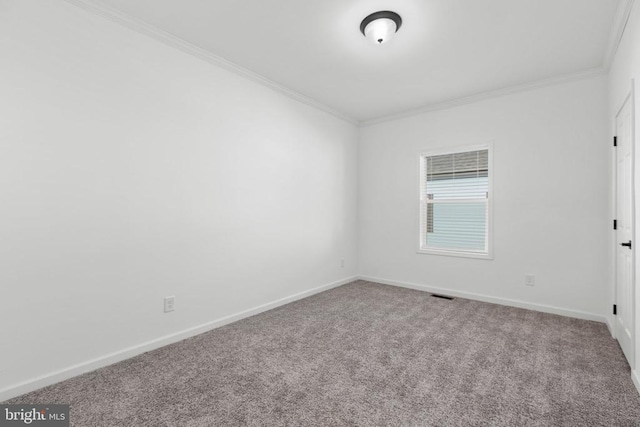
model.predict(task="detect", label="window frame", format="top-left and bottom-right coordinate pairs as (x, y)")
top-left (417, 142), bottom-right (494, 260)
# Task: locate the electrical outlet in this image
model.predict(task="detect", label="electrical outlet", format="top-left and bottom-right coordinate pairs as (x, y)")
top-left (525, 275), bottom-right (535, 286)
top-left (341, 259), bottom-right (345, 268)
top-left (164, 296), bottom-right (175, 313)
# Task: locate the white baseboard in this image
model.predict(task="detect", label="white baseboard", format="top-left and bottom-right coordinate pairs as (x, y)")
top-left (632, 369), bottom-right (640, 397)
top-left (606, 317), bottom-right (616, 338)
top-left (0, 276), bottom-right (357, 402)
top-left (358, 275), bottom-right (608, 324)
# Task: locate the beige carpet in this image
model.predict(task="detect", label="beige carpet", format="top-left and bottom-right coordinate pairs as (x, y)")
top-left (6, 280), bottom-right (640, 426)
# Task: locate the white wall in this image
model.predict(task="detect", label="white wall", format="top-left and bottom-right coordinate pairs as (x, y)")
top-left (0, 0), bottom-right (358, 397)
top-left (358, 76), bottom-right (610, 320)
top-left (608, 1), bottom-right (640, 388)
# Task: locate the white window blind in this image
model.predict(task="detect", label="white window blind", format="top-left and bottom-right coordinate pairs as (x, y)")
top-left (419, 147), bottom-right (490, 256)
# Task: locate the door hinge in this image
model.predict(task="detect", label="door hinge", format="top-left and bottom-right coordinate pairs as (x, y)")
top-left (614, 219), bottom-right (617, 230)
top-left (613, 304), bottom-right (617, 315)
top-left (614, 136), bottom-right (618, 147)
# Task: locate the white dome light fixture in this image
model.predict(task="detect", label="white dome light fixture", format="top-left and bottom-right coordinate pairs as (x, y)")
top-left (360, 11), bottom-right (402, 45)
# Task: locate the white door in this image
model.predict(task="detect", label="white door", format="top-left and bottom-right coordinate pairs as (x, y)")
top-left (616, 94), bottom-right (635, 367)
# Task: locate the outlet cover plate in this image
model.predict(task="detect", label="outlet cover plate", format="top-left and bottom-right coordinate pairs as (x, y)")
top-left (164, 296), bottom-right (175, 312)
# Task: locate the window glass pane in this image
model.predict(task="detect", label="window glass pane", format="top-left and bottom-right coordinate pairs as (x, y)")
top-left (426, 201), bottom-right (487, 251)
top-left (427, 176), bottom-right (488, 200)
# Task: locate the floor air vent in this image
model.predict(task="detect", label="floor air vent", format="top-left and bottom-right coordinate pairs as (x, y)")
top-left (431, 294), bottom-right (454, 300)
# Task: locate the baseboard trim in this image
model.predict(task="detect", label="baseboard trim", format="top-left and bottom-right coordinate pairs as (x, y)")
top-left (606, 317), bottom-right (616, 338)
top-left (632, 369), bottom-right (640, 396)
top-left (358, 275), bottom-right (608, 324)
top-left (0, 276), bottom-right (356, 402)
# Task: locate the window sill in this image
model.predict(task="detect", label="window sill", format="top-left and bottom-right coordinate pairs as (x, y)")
top-left (417, 248), bottom-right (493, 260)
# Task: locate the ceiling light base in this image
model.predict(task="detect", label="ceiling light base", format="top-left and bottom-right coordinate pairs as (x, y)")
top-left (360, 11), bottom-right (402, 45)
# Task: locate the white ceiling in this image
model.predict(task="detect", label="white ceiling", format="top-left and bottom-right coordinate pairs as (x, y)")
top-left (88, 0), bottom-right (620, 122)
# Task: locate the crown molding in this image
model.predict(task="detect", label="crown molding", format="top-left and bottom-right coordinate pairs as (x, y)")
top-left (63, 0), bottom-right (358, 125)
top-left (361, 67), bottom-right (607, 127)
top-left (603, 0), bottom-right (635, 70)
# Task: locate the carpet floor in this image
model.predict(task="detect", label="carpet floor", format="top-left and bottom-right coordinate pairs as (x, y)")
top-left (6, 280), bottom-right (640, 426)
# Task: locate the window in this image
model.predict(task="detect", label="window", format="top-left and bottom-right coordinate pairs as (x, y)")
top-left (419, 144), bottom-right (492, 259)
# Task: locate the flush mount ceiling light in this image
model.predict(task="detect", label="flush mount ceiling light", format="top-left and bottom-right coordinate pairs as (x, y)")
top-left (360, 11), bottom-right (402, 45)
